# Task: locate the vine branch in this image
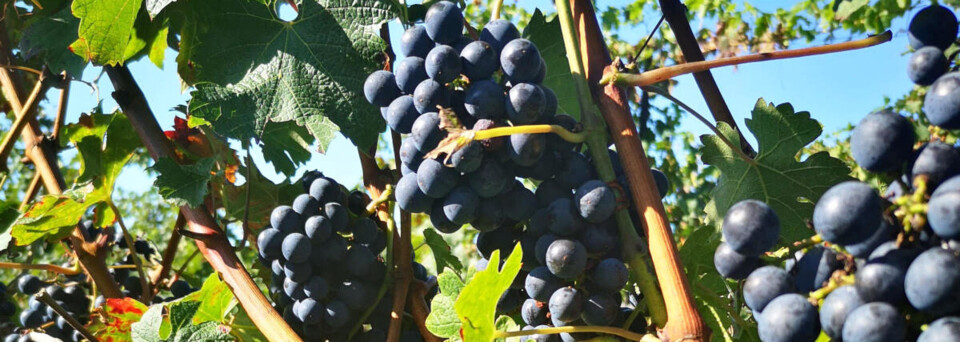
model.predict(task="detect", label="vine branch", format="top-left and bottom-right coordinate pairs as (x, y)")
top-left (151, 212), bottom-right (185, 293)
top-left (0, 262), bottom-right (79, 275)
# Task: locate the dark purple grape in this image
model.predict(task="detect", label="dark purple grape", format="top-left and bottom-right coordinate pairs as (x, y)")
top-left (460, 41), bottom-right (498, 80)
top-left (905, 248), bottom-right (960, 316)
top-left (841, 302), bottom-right (906, 342)
top-left (909, 46), bottom-right (949, 86)
top-left (424, 1), bottom-right (463, 44)
top-left (508, 133), bottom-right (545, 167)
top-left (813, 181), bottom-right (882, 245)
top-left (394, 57), bottom-right (428, 94)
top-left (412, 79), bottom-right (450, 114)
top-left (257, 227), bottom-right (284, 260)
top-left (364, 70), bottom-right (401, 106)
top-left (501, 184), bottom-right (537, 222)
top-left (908, 4), bottom-right (959, 50)
top-left (471, 198), bottom-right (505, 232)
top-left (442, 186), bottom-right (480, 225)
top-left (580, 294), bottom-right (618, 326)
top-left (386, 96), bottom-right (420, 134)
top-left (410, 112), bottom-right (445, 152)
top-left (505, 83), bottom-right (546, 125)
top-left (292, 194), bottom-right (320, 217)
top-left (479, 19), bottom-right (520, 54)
top-left (466, 159), bottom-right (511, 198)
top-left (500, 39), bottom-right (542, 83)
top-left (918, 316), bottom-right (960, 342)
top-left (851, 110), bottom-right (915, 172)
top-left (521, 299), bottom-right (548, 325)
top-left (425, 45), bottom-right (462, 84)
top-left (721, 199), bottom-right (780, 255)
top-left (548, 286), bottom-right (583, 323)
top-left (574, 180), bottom-right (616, 223)
top-left (270, 205), bottom-right (301, 234)
top-left (743, 266), bottom-right (795, 313)
top-left (757, 294), bottom-right (820, 342)
top-left (911, 141), bottom-right (960, 188)
top-left (430, 201), bottom-right (461, 233)
top-left (396, 173), bottom-right (433, 214)
top-left (924, 72), bottom-right (960, 130)
top-left (401, 25), bottom-right (433, 58)
top-left (464, 80), bottom-right (506, 120)
top-left (449, 141), bottom-right (482, 173)
top-left (592, 258), bottom-right (628, 294)
top-left (713, 242), bottom-right (760, 280)
top-left (417, 158), bottom-right (459, 198)
top-left (545, 239), bottom-right (587, 279)
top-left (819, 285), bottom-right (864, 340)
top-left (556, 152), bottom-right (594, 189)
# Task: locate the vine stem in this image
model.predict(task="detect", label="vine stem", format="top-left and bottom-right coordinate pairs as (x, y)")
top-left (0, 71), bottom-right (48, 172)
top-left (490, 0), bottom-right (503, 20)
top-left (104, 65), bottom-right (301, 342)
top-left (809, 274), bottom-right (855, 302)
top-left (36, 290), bottom-right (100, 342)
top-left (556, 0), bottom-right (668, 328)
top-left (365, 184), bottom-right (395, 216)
top-left (601, 31), bottom-right (892, 87)
top-left (0, 24), bottom-right (121, 298)
top-left (0, 262), bottom-right (79, 275)
top-left (150, 213), bottom-right (185, 293)
top-left (109, 201), bottom-right (152, 303)
top-left (565, 0), bottom-right (709, 339)
top-left (473, 124), bottom-right (586, 142)
top-left (642, 85), bottom-right (755, 165)
top-left (492, 325), bottom-right (657, 341)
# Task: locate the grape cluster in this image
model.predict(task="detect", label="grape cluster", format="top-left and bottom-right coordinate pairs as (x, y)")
top-left (257, 171), bottom-right (416, 341)
top-left (364, 2), bottom-right (672, 340)
top-left (714, 6), bottom-right (960, 342)
top-left (0, 274), bottom-right (91, 342)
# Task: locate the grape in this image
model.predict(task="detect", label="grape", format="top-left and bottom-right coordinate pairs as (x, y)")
top-left (721, 199), bottom-right (780, 255)
top-left (505, 83), bottom-right (546, 125)
top-left (545, 239), bottom-right (587, 280)
top-left (430, 201), bottom-right (461, 233)
top-left (908, 4), bottom-right (959, 50)
top-left (479, 19), bottom-right (520, 54)
top-left (395, 173), bottom-right (433, 213)
top-left (294, 298), bottom-right (323, 325)
top-left (546, 198), bottom-right (586, 236)
top-left (444, 35), bottom-right (473, 54)
top-left (17, 275), bottom-right (42, 295)
top-left (315, 235), bottom-right (348, 264)
top-left (291, 194), bottom-right (320, 218)
top-left (307, 177), bottom-right (339, 204)
top-left (345, 246), bottom-right (377, 279)
top-left (521, 299), bottom-right (548, 325)
top-left (556, 152), bottom-right (593, 189)
top-left (856, 242), bottom-right (919, 304)
top-left (463, 80), bottom-right (506, 120)
top-left (580, 294), bottom-right (618, 326)
top-left (841, 302), bottom-right (906, 342)
top-left (170, 280), bottom-right (192, 298)
top-left (283, 277), bottom-right (306, 300)
top-left (412, 79), bottom-right (449, 114)
top-left (467, 159), bottom-right (511, 198)
top-left (743, 266), bottom-right (795, 313)
top-left (424, 45), bottom-right (462, 84)
top-left (386, 96), bottom-right (420, 134)
top-left (302, 276), bottom-right (329, 300)
top-left (285, 261), bottom-right (312, 283)
top-left (813, 181), bottom-right (882, 245)
top-left (548, 286), bottom-right (582, 323)
top-left (473, 119), bottom-right (505, 151)
top-left (500, 39), bottom-right (542, 83)
top-left (535, 180), bottom-right (570, 208)
top-left (394, 56), bottom-right (428, 94)
top-left (501, 184), bottom-right (537, 222)
top-left (303, 215), bottom-right (332, 244)
top-left (845, 219), bottom-right (897, 258)
top-left (460, 41), bottom-right (498, 80)
top-left (794, 246), bottom-right (842, 293)
top-left (19, 309), bottom-right (44, 328)
top-left (339, 281), bottom-right (374, 311)
top-left (757, 294), bottom-right (820, 342)
top-left (257, 227), bottom-right (284, 260)
top-left (401, 25), bottom-right (433, 58)
top-left (579, 225), bottom-right (616, 255)
top-left (476, 225), bottom-right (516, 259)
top-left (442, 186), bottom-right (480, 225)
top-left (270, 205), bottom-right (302, 234)
top-left (497, 288), bottom-right (525, 313)
top-left (909, 47), bottom-right (949, 86)
top-left (574, 180), bottom-right (616, 224)
top-left (930, 191), bottom-right (960, 239)
top-left (818, 285), bottom-right (864, 340)
top-left (449, 141), bottom-right (482, 173)
top-left (925, 72), bottom-right (960, 130)
top-left (525, 266), bottom-right (564, 302)
top-left (423, 1), bottom-right (463, 44)
top-left (471, 198), bottom-right (505, 232)
top-left (540, 86), bottom-right (557, 118)
top-left (534, 234), bottom-right (559, 265)
top-left (905, 248), bottom-right (960, 316)
top-left (410, 112), bottom-right (445, 152)
top-left (592, 258), bottom-right (628, 294)
top-left (918, 316), bottom-right (960, 342)
top-left (850, 110), bottom-right (916, 172)
top-left (713, 242), bottom-right (760, 280)
top-left (351, 218), bottom-right (380, 245)
top-left (363, 70), bottom-right (401, 106)
top-left (914, 143), bottom-right (960, 189)
top-left (323, 300), bottom-right (352, 329)
top-left (508, 133), bottom-right (545, 167)
top-left (399, 137), bottom-right (425, 170)
top-left (324, 202), bottom-right (348, 233)
top-left (417, 158), bottom-right (459, 198)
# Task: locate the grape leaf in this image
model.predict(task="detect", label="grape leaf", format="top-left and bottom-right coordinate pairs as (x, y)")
top-left (692, 276), bottom-right (760, 342)
top-left (426, 271), bottom-right (465, 338)
top-left (0, 201), bottom-right (18, 252)
top-left (89, 298), bottom-right (149, 342)
top-left (181, 274), bottom-right (235, 324)
top-left (149, 157), bottom-right (216, 208)
top-left (12, 111), bottom-right (139, 245)
top-left (493, 315), bottom-right (519, 342)
top-left (258, 121), bottom-right (315, 177)
top-left (132, 297), bottom-right (231, 342)
top-left (455, 243), bottom-right (522, 342)
top-left (523, 10), bottom-right (579, 120)
top-left (423, 228), bottom-right (464, 275)
top-left (835, 0), bottom-right (870, 20)
top-left (219, 160), bottom-right (301, 230)
top-left (19, 5), bottom-right (87, 76)
top-left (183, 0), bottom-right (396, 153)
top-left (700, 99), bottom-right (852, 243)
top-left (69, 0), bottom-right (141, 65)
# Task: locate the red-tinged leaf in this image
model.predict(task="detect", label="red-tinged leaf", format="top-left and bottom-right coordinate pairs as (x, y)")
top-left (88, 297), bottom-right (148, 342)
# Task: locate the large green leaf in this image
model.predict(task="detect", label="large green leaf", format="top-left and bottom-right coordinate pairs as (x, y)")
top-left (523, 10), bottom-right (579, 120)
top-left (426, 271), bottom-right (465, 338)
top-left (0, 201), bottom-right (19, 252)
top-left (183, 0), bottom-right (396, 152)
top-left (131, 294), bottom-right (232, 342)
top-left (70, 0), bottom-right (141, 65)
top-left (19, 6), bottom-right (87, 76)
top-left (423, 228), bottom-right (464, 275)
top-left (700, 99), bottom-right (852, 243)
top-left (149, 157), bottom-right (216, 208)
top-left (258, 121), bottom-right (315, 177)
top-left (455, 243), bottom-right (522, 342)
top-left (181, 274), bottom-right (236, 324)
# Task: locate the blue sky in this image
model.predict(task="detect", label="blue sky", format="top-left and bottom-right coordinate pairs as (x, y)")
top-left (41, 1), bottom-right (925, 194)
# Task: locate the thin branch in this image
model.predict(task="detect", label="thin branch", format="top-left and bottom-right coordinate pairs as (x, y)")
top-left (632, 15), bottom-right (665, 62)
top-left (0, 64), bottom-right (41, 75)
top-left (18, 172), bottom-right (42, 211)
top-left (151, 212), bottom-right (185, 292)
top-left (0, 71), bottom-right (50, 172)
top-left (490, 0), bottom-right (504, 20)
top-left (603, 31), bottom-right (893, 88)
top-left (36, 290), bottom-right (100, 342)
top-left (364, 184), bottom-right (394, 216)
top-left (641, 86), bottom-right (755, 165)
top-left (51, 72), bottom-right (70, 143)
top-left (239, 147), bottom-right (255, 250)
top-left (175, 249), bottom-right (201, 277)
top-left (0, 262), bottom-right (79, 275)
top-left (109, 201), bottom-right (151, 302)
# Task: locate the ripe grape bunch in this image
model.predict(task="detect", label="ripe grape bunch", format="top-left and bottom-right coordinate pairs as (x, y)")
top-left (364, 2), bottom-right (669, 341)
top-left (714, 5), bottom-right (960, 342)
top-left (257, 171), bottom-right (428, 341)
